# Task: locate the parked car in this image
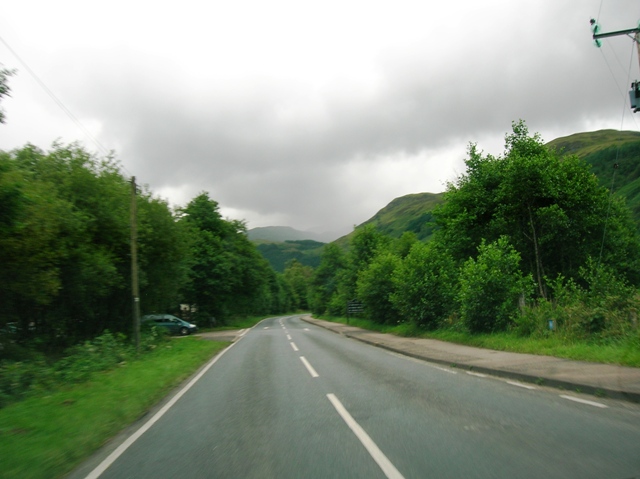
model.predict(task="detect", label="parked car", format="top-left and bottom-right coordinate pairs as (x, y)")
top-left (141, 314), bottom-right (198, 336)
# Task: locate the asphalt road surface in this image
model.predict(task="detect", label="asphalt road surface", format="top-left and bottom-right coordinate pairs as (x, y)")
top-left (78, 315), bottom-right (640, 479)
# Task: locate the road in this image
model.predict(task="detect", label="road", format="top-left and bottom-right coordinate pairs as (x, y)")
top-left (78, 315), bottom-right (640, 479)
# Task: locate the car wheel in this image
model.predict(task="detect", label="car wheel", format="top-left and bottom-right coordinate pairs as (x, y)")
top-left (179, 327), bottom-right (189, 336)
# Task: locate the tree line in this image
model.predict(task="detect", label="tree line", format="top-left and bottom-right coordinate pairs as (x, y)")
top-left (307, 122), bottom-right (640, 339)
top-left (0, 143), bottom-right (294, 354)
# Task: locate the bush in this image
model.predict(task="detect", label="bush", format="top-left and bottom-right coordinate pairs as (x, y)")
top-left (0, 329), bottom-right (169, 408)
top-left (356, 252), bottom-right (401, 324)
top-left (458, 237), bottom-right (534, 333)
top-left (391, 242), bottom-right (458, 329)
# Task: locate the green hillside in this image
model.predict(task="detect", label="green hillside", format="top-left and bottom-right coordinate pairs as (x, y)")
top-left (548, 130), bottom-right (640, 224)
top-left (255, 129), bottom-right (640, 270)
top-left (334, 192), bottom-right (445, 248)
top-left (254, 239), bottom-right (325, 273)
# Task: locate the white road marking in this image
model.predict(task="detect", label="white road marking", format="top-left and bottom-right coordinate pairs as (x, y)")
top-left (304, 328), bottom-right (310, 331)
top-left (430, 365), bottom-right (457, 374)
top-left (84, 332), bottom-right (247, 479)
top-left (290, 342), bottom-right (299, 351)
top-left (507, 381), bottom-right (537, 390)
top-left (263, 327), bottom-right (269, 330)
top-left (327, 394), bottom-right (405, 479)
top-left (560, 395), bottom-right (608, 408)
top-left (238, 329), bottom-right (248, 337)
top-left (300, 356), bottom-right (319, 377)
top-left (466, 371), bottom-right (487, 378)
top-left (286, 334), bottom-right (292, 340)
top-left (387, 352), bottom-right (457, 374)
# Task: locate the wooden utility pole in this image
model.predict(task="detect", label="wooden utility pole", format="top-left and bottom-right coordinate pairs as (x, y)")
top-left (131, 176), bottom-right (141, 351)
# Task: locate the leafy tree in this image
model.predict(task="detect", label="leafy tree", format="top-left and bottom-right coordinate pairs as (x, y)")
top-left (309, 242), bottom-right (345, 315)
top-left (435, 121), bottom-right (640, 296)
top-left (391, 241), bottom-right (457, 329)
top-left (283, 259), bottom-right (313, 310)
top-left (0, 68), bottom-right (15, 124)
top-left (356, 251), bottom-right (401, 324)
top-left (333, 225), bottom-right (391, 311)
top-left (458, 237), bottom-right (534, 333)
top-left (179, 193), bottom-right (279, 321)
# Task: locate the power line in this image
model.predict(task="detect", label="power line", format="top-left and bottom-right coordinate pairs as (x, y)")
top-left (0, 35), bottom-right (120, 163)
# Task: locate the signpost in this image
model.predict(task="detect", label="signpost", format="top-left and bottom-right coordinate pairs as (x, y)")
top-left (347, 299), bottom-right (364, 324)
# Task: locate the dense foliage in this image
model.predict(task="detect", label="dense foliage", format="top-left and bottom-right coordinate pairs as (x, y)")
top-left (0, 144), bottom-right (295, 359)
top-left (309, 122), bottom-right (640, 342)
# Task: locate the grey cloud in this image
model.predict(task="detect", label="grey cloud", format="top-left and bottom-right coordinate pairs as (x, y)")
top-left (49, 0), bottom-right (639, 233)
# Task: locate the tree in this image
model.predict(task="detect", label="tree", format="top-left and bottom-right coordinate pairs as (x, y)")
top-left (458, 237), bottom-right (534, 333)
top-left (356, 251), bottom-right (401, 324)
top-left (391, 241), bottom-right (457, 329)
top-left (179, 192), bottom-right (279, 321)
top-left (309, 242), bottom-right (345, 315)
top-left (283, 259), bottom-right (313, 310)
top-left (0, 68), bottom-right (15, 124)
top-left (435, 121), bottom-right (640, 296)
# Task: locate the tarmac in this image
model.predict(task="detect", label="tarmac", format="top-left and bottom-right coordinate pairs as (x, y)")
top-left (300, 316), bottom-right (640, 404)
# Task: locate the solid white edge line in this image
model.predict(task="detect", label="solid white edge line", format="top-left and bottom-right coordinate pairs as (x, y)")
top-left (84, 318), bottom-right (263, 479)
top-left (299, 356), bottom-right (319, 377)
top-left (506, 381), bottom-right (536, 390)
top-left (290, 342), bottom-right (299, 352)
top-left (466, 371), bottom-right (487, 378)
top-left (560, 395), bottom-right (608, 408)
top-left (326, 394), bottom-right (405, 479)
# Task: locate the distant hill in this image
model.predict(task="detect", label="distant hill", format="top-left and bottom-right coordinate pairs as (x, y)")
top-left (253, 239), bottom-right (325, 273)
top-left (548, 130), bottom-right (640, 225)
top-left (248, 226), bottom-right (336, 243)
top-left (333, 192), bottom-right (445, 247)
top-left (254, 130), bottom-right (640, 271)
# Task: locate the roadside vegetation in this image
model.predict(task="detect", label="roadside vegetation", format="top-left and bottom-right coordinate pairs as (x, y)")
top-left (0, 335), bottom-right (228, 479)
top-left (308, 122), bottom-right (640, 366)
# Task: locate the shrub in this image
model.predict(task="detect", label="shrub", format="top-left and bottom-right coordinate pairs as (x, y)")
top-left (0, 328), bottom-right (169, 408)
top-left (391, 242), bottom-right (458, 329)
top-left (356, 252), bottom-right (401, 324)
top-left (458, 237), bottom-right (534, 333)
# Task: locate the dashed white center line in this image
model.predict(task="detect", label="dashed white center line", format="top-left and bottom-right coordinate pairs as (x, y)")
top-left (327, 394), bottom-right (405, 479)
top-left (430, 365), bottom-right (457, 374)
top-left (263, 327), bottom-right (269, 329)
top-left (507, 381), bottom-right (537, 390)
top-left (290, 342), bottom-right (299, 352)
top-left (560, 395), bottom-right (608, 408)
top-left (299, 356), bottom-right (319, 378)
top-left (304, 328), bottom-right (310, 331)
top-left (466, 371), bottom-right (487, 378)
top-left (286, 334), bottom-right (292, 340)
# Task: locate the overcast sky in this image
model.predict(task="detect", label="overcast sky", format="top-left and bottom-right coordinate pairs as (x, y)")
top-left (1, 0), bottom-right (639, 239)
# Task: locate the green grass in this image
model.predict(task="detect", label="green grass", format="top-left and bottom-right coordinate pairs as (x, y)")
top-left (0, 337), bottom-right (228, 479)
top-left (320, 316), bottom-right (640, 367)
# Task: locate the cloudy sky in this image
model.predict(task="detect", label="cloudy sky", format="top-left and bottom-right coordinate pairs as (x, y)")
top-left (1, 0), bottom-right (639, 239)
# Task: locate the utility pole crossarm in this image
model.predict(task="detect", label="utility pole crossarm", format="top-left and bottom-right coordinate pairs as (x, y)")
top-left (593, 27), bottom-right (640, 41)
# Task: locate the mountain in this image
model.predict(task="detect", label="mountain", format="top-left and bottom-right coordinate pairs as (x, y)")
top-left (548, 130), bottom-right (640, 224)
top-left (248, 226), bottom-right (337, 243)
top-left (254, 129), bottom-right (640, 271)
top-left (253, 239), bottom-right (325, 273)
top-left (333, 192), bottom-right (445, 247)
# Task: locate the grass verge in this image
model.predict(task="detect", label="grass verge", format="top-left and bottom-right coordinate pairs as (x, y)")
top-left (0, 337), bottom-right (228, 479)
top-left (319, 315), bottom-right (640, 367)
